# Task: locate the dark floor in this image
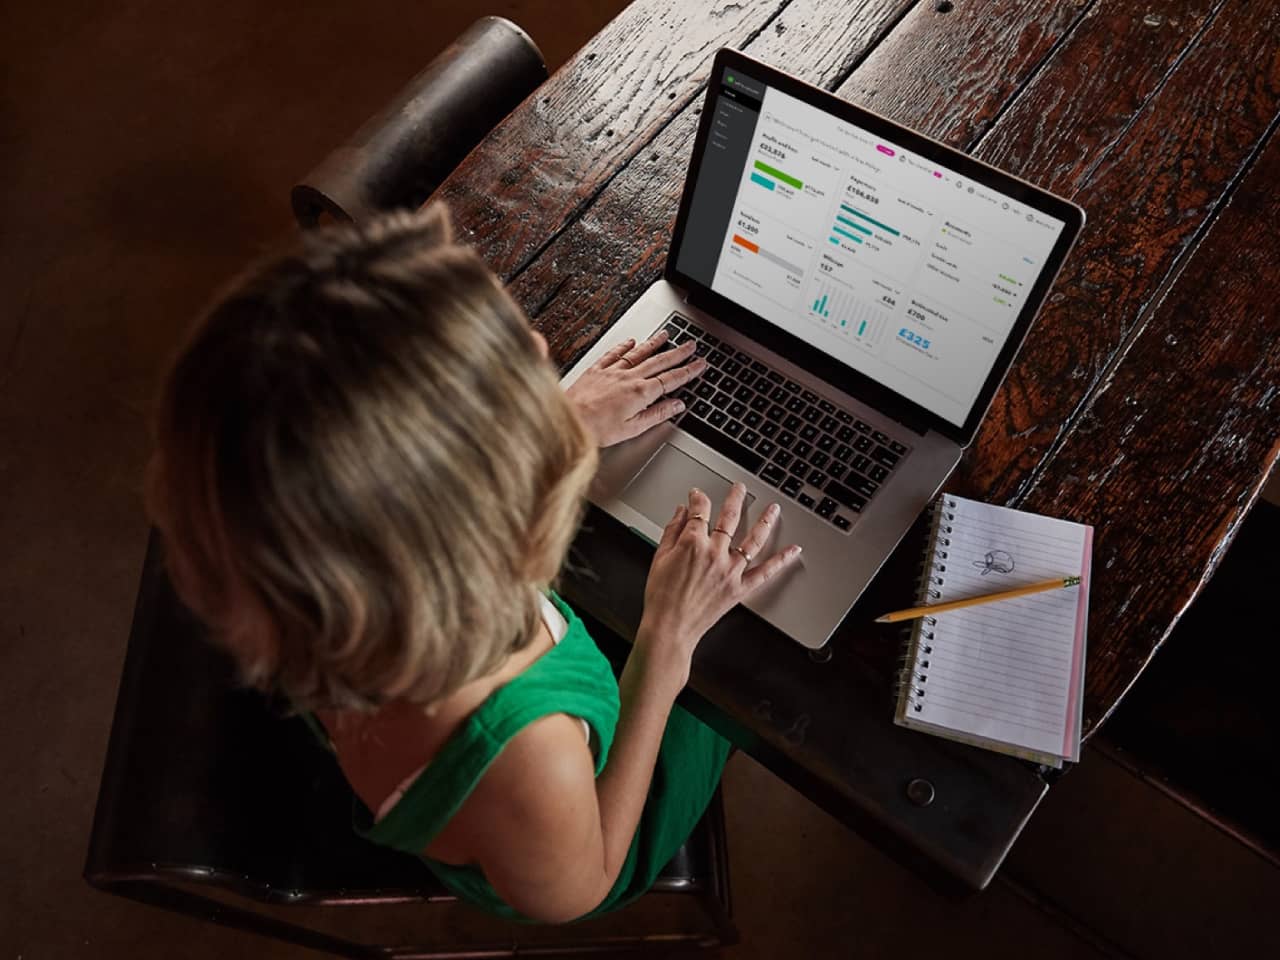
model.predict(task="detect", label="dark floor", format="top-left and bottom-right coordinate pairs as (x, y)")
top-left (3, 2), bottom-right (1278, 956)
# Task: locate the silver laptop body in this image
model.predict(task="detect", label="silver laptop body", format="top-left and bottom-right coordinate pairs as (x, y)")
top-left (561, 50), bottom-right (1083, 649)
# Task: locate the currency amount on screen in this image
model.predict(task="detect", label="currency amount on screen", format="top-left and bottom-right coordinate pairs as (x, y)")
top-left (898, 327), bottom-right (931, 350)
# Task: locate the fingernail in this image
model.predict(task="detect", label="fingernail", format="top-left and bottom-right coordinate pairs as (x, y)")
top-left (673, 400), bottom-right (685, 413)
top-left (691, 487), bottom-right (702, 497)
top-left (769, 503), bottom-right (780, 517)
top-left (789, 545), bottom-right (803, 558)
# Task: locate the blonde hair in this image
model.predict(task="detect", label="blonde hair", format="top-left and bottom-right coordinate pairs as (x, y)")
top-left (146, 204), bottom-right (597, 711)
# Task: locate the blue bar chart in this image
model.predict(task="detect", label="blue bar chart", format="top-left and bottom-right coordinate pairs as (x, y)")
top-left (805, 279), bottom-right (889, 347)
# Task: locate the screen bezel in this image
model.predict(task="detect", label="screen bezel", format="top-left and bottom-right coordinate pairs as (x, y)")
top-left (665, 48), bottom-right (1085, 445)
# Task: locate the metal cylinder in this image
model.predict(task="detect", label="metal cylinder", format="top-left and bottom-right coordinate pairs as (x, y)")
top-left (291, 17), bottom-right (547, 227)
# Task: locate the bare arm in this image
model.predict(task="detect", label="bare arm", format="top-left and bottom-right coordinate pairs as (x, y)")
top-left (459, 485), bottom-right (801, 922)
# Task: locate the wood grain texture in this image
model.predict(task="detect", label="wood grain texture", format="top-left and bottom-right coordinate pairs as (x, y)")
top-left (513, 0), bottom-right (1082, 363)
top-left (508, 0), bottom-right (916, 359)
top-left (959, 0), bottom-right (1280, 505)
top-left (431, 0), bottom-right (790, 279)
top-left (1019, 127), bottom-right (1280, 738)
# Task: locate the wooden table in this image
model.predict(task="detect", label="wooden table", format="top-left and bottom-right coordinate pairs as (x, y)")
top-left (434, 0), bottom-right (1280, 889)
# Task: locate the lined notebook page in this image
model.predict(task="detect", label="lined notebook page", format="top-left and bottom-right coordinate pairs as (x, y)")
top-left (908, 495), bottom-right (1091, 762)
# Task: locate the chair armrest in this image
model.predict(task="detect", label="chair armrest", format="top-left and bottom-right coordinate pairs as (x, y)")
top-left (291, 16), bottom-right (547, 227)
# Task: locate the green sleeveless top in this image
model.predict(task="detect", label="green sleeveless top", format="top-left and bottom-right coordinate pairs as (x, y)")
top-left (312, 593), bottom-right (730, 922)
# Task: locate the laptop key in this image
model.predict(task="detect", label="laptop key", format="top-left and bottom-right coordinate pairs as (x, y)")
top-left (816, 497), bottom-right (837, 519)
top-left (785, 379), bottom-right (802, 393)
top-left (845, 473), bottom-right (878, 497)
top-left (833, 514), bottom-right (852, 530)
top-left (837, 425), bottom-right (855, 443)
top-left (809, 451), bottom-right (829, 469)
top-left (760, 464), bottom-right (786, 487)
top-left (738, 370), bottom-right (757, 388)
top-left (708, 350), bottom-right (727, 366)
top-left (766, 370), bottom-right (784, 383)
top-left (816, 433), bottom-right (835, 451)
top-left (793, 440), bottom-right (812, 459)
top-left (768, 404), bottom-right (787, 421)
top-left (744, 411), bottom-right (762, 428)
top-left (711, 391), bottom-right (731, 408)
top-left (770, 386), bottom-right (790, 403)
top-left (871, 445), bottom-right (900, 467)
top-left (703, 333), bottom-right (721, 347)
top-left (669, 313), bottom-right (689, 328)
top-left (818, 400), bottom-right (836, 414)
top-left (772, 449), bottom-right (793, 468)
top-left (734, 385), bottom-right (753, 403)
top-left (820, 415), bottom-right (840, 433)
top-left (664, 324), bottom-right (682, 340)
top-left (797, 492), bottom-right (816, 509)
top-left (801, 389), bottom-right (818, 403)
top-left (784, 414), bottom-right (803, 431)
top-left (751, 360), bottom-right (768, 374)
top-left (789, 459), bottom-right (810, 478)
top-left (808, 469), bottom-right (828, 487)
top-left (722, 359), bottom-right (741, 377)
top-left (872, 430), bottom-right (891, 446)
top-left (869, 464), bottom-right (889, 483)
top-left (687, 323), bottom-right (704, 337)
top-left (854, 419), bottom-right (872, 433)
top-left (828, 462), bottom-right (846, 480)
top-left (740, 429), bottom-right (759, 447)
top-left (704, 368), bottom-right (722, 385)
top-left (799, 424), bottom-right (819, 442)
top-left (695, 382), bottom-right (716, 399)
top-left (724, 419), bottom-right (744, 438)
top-left (709, 410), bottom-right (727, 427)
top-left (889, 440), bottom-right (908, 455)
top-left (693, 400), bottom-right (712, 417)
top-left (756, 438), bottom-right (776, 457)
top-left (782, 476), bottom-right (803, 498)
top-left (854, 435), bottom-right (873, 452)
top-left (835, 409), bottom-right (853, 423)
top-left (694, 341), bottom-right (710, 357)
top-left (680, 415), bottom-right (763, 472)
top-left (823, 480), bottom-right (869, 511)
top-left (833, 443), bottom-right (853, 463)
top-left (751, 395), bottom-right (771, 412)
top-left (777, 431), bottom-right (796, 449)
top-left (728, 401), bottom-right (747, 419)
top-left (721, 377), bottom-right (738, 394)
top-left (759, 421), bottom-right (778, 438)
top-left (852, 454), bottom-right (871, 472)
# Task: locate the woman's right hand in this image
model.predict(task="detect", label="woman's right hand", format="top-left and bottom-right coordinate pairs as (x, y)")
top-left (636, 484), bottom-right (803, 685)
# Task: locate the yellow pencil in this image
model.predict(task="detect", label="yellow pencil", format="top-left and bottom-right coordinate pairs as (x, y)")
top-left (874, 575), bottom-right (1083, 624)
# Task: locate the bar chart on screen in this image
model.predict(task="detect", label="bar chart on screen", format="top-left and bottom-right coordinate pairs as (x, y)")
top-left (806, 279), bottom-right (890, 348)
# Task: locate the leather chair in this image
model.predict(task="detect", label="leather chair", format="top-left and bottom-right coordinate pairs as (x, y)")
top-left (290, 16), bottom-right (548, 227)
top-left (84, 533), bottom-right (737, 957)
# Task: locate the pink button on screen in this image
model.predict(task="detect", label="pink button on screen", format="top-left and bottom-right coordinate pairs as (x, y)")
top-left (876, 144), bottom-right (895, 157)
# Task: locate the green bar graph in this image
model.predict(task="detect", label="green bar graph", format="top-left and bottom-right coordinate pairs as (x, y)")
top-left (831, 225), bottom-right (864, 244)
top-left (812, 293), bottom-right (829, 317)
top-left (753, 159), bottom-right (803, 189)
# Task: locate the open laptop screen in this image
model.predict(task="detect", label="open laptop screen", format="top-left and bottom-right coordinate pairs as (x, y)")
top-left (670, 53), bottom-right (1079, 438)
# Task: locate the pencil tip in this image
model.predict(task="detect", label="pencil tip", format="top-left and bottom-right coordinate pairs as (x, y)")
top-left (874, 615), bottom-right (889, 623)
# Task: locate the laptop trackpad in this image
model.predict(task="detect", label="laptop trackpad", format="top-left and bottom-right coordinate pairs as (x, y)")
top-left (619, 444), bottom-right (754, 532)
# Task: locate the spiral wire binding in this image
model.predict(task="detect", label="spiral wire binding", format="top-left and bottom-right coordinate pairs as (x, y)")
top-left (895, 498), bottom-right (957, 715)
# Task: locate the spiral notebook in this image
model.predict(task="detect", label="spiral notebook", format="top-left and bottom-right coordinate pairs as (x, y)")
top-left (895, 494), bottom-right (1093, 768)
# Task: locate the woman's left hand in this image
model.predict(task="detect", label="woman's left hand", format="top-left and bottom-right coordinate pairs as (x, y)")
top-left (564, 331), bottom-right (707, 447)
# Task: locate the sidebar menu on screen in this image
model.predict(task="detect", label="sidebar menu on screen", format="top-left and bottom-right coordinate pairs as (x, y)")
top-left (674, 69), bottom-right (764, 286)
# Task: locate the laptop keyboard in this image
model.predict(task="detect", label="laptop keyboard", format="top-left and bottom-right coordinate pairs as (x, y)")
top-left (660, 312), bottom-right (911, 532)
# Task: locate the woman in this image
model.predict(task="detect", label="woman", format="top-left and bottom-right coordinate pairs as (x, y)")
top-left (145, 204), bottom-right (800, 922)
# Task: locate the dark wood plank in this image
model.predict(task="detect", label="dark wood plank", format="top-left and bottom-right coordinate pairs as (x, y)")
top-left (514, 0), bottom-right (1086, 361)
top-left (432, 0), bottom-right (790, 279)
top-left (959, 0), bottom-right (1280, 506)
top-left (1018, 125), bottom-right (1280, 737)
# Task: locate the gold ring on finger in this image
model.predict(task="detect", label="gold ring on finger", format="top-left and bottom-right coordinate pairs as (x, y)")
top-left (711, 526), bottom-right (733, 538)
top-left (618, 355), bottom-right (635, 368)
top-left (655, 372), bottom-right (667, 395)
top-left (731, 545), bottom-right (753, 563)
top-left (689, 512), bottom-right (708, 524)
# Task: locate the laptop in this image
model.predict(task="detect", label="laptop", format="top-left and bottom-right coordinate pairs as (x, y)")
top-left (561, 48), bottom-right (1084, 650)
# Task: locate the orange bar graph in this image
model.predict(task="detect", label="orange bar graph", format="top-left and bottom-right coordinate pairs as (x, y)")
top-left (731, 233), bottom-right (759, 253)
